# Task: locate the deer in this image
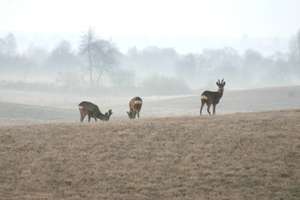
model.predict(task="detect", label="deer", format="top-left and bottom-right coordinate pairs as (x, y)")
top-left (79, 101), bottom-right (113, 122)
top-left (127, 96), bottom-right (143, 119)
top-left (200, 79), bottom-right (226, 115)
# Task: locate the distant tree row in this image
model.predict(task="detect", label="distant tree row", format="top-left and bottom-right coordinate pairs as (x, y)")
top-left (0, 29), bottom-right (300, 93)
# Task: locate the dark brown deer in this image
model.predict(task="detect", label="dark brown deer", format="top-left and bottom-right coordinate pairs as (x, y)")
top-left (200, 79), bottom-right (226, 115)
top-left (79, 101), bottom-right (113, 122)
top-left (127, 96), bottom-right (143, 119)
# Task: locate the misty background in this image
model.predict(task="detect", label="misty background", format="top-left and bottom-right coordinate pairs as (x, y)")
top-left (0, 29), bottom-right (299, 95)
top-left (0, 0), bottom-right (300, 117)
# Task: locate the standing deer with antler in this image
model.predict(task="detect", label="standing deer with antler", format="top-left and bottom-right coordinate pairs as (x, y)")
top-left (200, 79), bottom-right (226, 115)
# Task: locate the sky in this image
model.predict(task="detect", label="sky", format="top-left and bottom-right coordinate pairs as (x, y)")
top-left (0, 0), bottom-right (299, 53)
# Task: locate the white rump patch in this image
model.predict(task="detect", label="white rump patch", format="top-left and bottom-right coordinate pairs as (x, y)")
top-left (134, 100), bottom-right (143, 104)
top-left (201, 95), bottom-right (208, 100)
top-left (79, 106), bottom-right (84, 109)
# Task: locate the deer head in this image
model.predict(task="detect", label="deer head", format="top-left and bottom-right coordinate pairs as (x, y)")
top-left (104, 109), bottom-right (113, 121)
top-left (98, 109), bottom-right (113, 121)
top-left (127, 111), bottom-right (136, 119)
top-left (216, 79), bottom-right (226, 92)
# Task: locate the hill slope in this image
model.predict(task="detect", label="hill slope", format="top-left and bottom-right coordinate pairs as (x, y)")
top-left (0, 110), bottom-right (300, 200)
top-left (1, 85), bottom-right (300, 123)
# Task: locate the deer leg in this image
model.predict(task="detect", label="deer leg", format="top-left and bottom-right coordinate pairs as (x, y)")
top-left (200, 101), bottom-right (205, 115)
top-left (213, 104), bottom-right (216, 115)
top-left (80, 115), bottom-right (85, 122)
top-left (130, 111), bottom-right (134, 120)
top-left (207, 103), bottom-right (211, 115)
top-left (91, 113), bottom-right (97, 122)
top-left (88, 114), bottom-right (91, 122)
top-left (80, 111), bottom-right (86, 122)
top-left (137, 111), bottom-right (140, 119)
top-left (129, 110), bottom-right (134, 120)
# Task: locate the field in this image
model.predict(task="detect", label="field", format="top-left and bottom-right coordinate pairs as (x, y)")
top-left (0, 86), bottom-right (300, 199)
top-left (0, 109), bottom-right (300, 200)
top-left (0, 85), bottom-right (300, 124)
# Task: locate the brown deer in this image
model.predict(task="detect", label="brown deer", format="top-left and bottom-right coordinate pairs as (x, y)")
top-left (79, 101), bottom-right (112, 122)
top-left (127, 96), bottom-right (143, 119)
top-left (200, 79), bottom-right (226, 115)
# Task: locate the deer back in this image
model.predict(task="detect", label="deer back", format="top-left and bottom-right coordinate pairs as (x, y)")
top-left (201, 79), bottom-right (225, 105)
top-left (79, 101), bottom-right (101, 116)
top-left (129, 97), bottom-right (143, 112)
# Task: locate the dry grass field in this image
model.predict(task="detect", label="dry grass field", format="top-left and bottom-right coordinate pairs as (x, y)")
top-left (0, 109), bottom-right (300, 200)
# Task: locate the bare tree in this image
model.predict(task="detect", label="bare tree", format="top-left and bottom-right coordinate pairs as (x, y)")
top-left (80, 28), bottom-right (97, 85)
top-left (80, 28), bottom-right (121, 87)
top-left (289, 29), bottom-right (300, 67)
top-left (47, 40), bottom-right (79, 72)
top-left (0, 33), bottom-right (17, 56)
top-left (92, 39), bottom-right (121, 86)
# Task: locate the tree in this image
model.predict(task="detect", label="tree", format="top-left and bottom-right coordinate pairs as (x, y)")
top-left (175, 54), bottom-right (197, 81)
top-left (46, 40), bottom-right (79, 72)
top-left (80, 29), bottom-right (121, 86)
top-left (243, 49), bottom-right (264, 70)
top-left (25, 46), bottom-right (48, 67)
top-left (289, 29), bottom-right (300, 68)
top-left (0, 33), bottom-right (17, 56)
top-left (92, 39), bottom-right (121, 86)
top-left (80, 28), bottom-right (97, 85)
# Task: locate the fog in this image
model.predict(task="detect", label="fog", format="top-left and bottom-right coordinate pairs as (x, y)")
top-left (1, 29), bottom-right (299, 95)
top-left (0, 0), bottom-right (300, 113)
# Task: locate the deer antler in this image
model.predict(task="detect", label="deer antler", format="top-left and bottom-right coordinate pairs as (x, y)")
top-left (221, 79), bottom-right (226, 86)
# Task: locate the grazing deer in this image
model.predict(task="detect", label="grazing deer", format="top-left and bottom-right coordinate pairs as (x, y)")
top-left (200, 79), bottom-right (226, 115)
top-left (127, 96), bottom-right (143, 119)
top-left (79, 101), bottom-right (113, 122)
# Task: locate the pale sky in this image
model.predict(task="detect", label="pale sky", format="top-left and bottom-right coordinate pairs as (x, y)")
top-left (0, 0), bottom-right (299, 53)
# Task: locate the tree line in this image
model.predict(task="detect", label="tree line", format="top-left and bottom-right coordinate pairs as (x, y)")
top-left (0, 29), bottom-right (299, 95)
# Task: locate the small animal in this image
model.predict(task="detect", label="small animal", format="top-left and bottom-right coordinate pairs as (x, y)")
top-left (79, 101), bottom-right (112, 122)
top-left (127, 96), bottom-right (143, 119)
top-left (200, 79), bottom-right (226, 115)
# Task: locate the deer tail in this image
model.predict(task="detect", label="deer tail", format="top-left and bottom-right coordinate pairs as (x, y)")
top-left (201, 95), bottom-right (208, 100)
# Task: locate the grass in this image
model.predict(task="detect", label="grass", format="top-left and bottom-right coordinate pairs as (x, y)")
top-left (0, 110), bottom-right (300, 200)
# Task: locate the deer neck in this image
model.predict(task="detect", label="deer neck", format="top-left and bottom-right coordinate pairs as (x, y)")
top-left (218, 88), bottom-right (224, 97)
top-left (97, 111), bottom-right (105, 118)
top-left (103, 111), bottom-right (112, 120)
